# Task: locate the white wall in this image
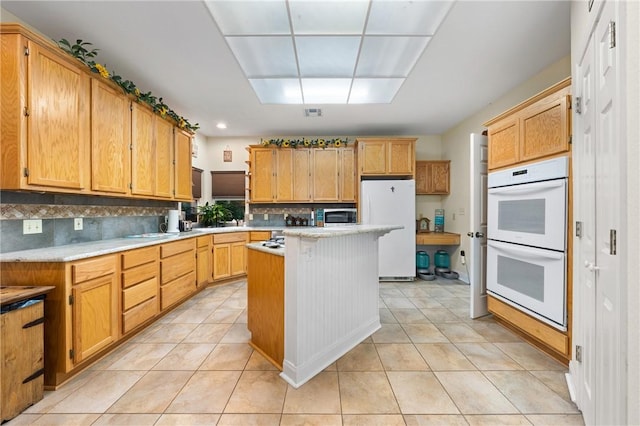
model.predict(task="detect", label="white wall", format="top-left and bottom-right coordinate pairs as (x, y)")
top-left (439, 56), bottom-right (571, 273)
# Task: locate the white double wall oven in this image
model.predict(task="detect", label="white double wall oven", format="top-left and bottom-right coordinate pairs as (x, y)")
top-left (487, 156), bottom-right (569, 330)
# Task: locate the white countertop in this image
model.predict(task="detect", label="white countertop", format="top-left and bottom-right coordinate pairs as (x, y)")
top-left (282, 224), bottom-right (402, 239)
top-left (246, 242), bottom-right (285, 257)
top-left (0, 225), bottom-right (401, 263)
top-left (0, 226), bottom-right (282, 263)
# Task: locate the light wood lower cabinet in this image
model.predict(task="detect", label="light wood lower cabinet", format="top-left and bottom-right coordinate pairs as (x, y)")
top-left (247, 248), bottom-right (284, 368)
top-left (70, 255), bottom-right (118, 364)
top-left (160, 239), bottom-right (196, 310)
top-left (120, 246), bottom-right (159, 335)
top-left (212, 232), bottom-right (248, 281)
top-left (196, 236), bottom-right (212, 287)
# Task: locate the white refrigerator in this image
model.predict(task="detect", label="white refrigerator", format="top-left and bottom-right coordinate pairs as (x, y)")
top-left (360, 180), bottom-right (416, 280)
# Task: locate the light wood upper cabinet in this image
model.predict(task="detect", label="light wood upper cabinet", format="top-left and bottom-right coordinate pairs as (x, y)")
top-left (174, 129), bottom-right (193, 201)
top-left (1, 30), bottom-right (90, 192)
top-left (485, 77), bottom-right (571, 170)
top-left (250, 148), bottom-right (276, 202)
top-left (340, 147), bottom-right (356, 202)
top-left (249, 146), bottom-right (354, 203)
top-left (415, 160), bottom-right (450, 195)
top-left (520, 93), bottom-right (570, 162)
top-left (1, 24), bottom-right (194, 202)
top-left (131, 102), bottom-right (155, 196)
top-left (357, 138), bottom-right (416, 177)
top-left (70, 255), bottom-right (118, 364)
top-left (91, 79), bottom-right (131, 194)
top-left (155, 118), bottom-right (174, 199)
top-left (313, 149), bottom-right (340, 201)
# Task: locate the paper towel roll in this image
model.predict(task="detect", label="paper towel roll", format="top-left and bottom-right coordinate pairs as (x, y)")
top-left (167, 210), bottom-right (180, 233)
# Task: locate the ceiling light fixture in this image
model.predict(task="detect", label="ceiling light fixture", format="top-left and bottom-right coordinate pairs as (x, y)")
top-left (216, 122), bottom-right (227, 129)
top-left (205, 0), bottom-right (454, 105)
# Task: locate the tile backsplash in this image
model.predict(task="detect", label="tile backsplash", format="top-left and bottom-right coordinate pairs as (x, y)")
top-left (0, 191), bottom-right (176, 253)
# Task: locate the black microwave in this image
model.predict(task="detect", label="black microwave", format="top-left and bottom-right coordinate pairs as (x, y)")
top-left (323, 208), bottom-right (357, 226)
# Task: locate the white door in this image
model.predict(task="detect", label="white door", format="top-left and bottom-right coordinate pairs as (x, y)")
top-left (572, 1), bottom-right (625, 424)
top-left (572, 22), bottom-right (596, 425)
top-left (469, 133), bottom-right (488, 318)
top-left (593, 3), bottom-right (624, 423)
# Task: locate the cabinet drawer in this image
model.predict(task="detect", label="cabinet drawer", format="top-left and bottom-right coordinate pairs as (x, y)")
top-left (160, 239), bottom-right (195, 258)
top-left (212, 232), bottom-right (248, 244)
top-left (122, 297), bottom-right (157, 334)
top-left (122, 261), bottom-right (157, 289)
top-left (122, 277), bottom-right (158, 311)
top-left (72, 255), bottom-right (116, 284)
top-left (161, 251), bottom-right (195, 284)
top-left (196, 236), bottom-right (210, 248)
top-left (160, 272), bottom-right (196, 310)
top-left (250, 231), bottom-right (272, 242)
top-left (121, 246), bottom-right (157, 269)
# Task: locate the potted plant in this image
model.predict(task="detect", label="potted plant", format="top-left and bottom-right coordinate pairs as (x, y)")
top-left (197, 202), bottom-right (231, 227)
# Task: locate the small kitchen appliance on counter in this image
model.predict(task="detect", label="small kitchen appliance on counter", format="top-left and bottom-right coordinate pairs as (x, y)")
top-left (178, 220), bottom-right (193, 232)
top-left (167, 210), bottom-right (180, 233)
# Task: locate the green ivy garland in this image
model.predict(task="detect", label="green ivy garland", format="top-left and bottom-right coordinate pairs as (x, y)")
top-left (56, 39), bottom-right (199, 133)
top-left (261, 137), bottom-right (348, 148)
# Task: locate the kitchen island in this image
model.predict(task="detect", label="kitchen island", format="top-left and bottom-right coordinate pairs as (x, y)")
top-left (246, 225), bottom-right (400, 388)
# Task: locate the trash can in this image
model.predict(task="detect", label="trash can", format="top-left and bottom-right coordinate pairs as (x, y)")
top-left (1, 286), bottom-right (54, 422)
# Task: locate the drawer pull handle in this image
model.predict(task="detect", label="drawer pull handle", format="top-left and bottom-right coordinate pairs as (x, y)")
top-left (22, 368), bottom-right (44, 384)
top-left (23, 317), bottom-right (45, 329)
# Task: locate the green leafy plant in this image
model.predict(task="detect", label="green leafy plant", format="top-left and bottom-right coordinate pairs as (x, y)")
top-left (261, 137), bottom-right (348, 148)
top-left (218, 201), bottom-right (245, 225)
top-left (56, 38), bottom-right (199, 132)
top-left (197, 202), bottom-right (231, 227)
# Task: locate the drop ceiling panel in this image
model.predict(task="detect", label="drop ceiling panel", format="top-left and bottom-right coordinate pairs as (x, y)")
top-left (296, 36), bottom-right (360, 77)
top-left (349, 78), bottom-right (404, 104)
top-left (250, 78), bottom-right (303, 104)
top-left (356, 36), bottom-right (430, 77)
top-left (205, 0), bottom-right (290, 35)
top-left (227, 36), bottom-right (297, 77)
top-left (302, 79), bottom-right (352, 104)
top-left (289, 0), bottom-right (370, 35)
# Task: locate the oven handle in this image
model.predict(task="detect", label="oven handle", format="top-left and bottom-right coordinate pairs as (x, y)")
top-left (488, 240), bottom-right (564, 260)
top-left (488, 179), bottom-right (565, 196)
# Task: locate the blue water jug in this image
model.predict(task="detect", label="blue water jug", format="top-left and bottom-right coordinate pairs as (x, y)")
top-left (434, 250), bottom-right (450, 269)
top-left (416, 251), bottom-right (430, 270)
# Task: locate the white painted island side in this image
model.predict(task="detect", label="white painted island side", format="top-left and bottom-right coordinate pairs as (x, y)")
top-left (246, 225), bottom-right (401, 388)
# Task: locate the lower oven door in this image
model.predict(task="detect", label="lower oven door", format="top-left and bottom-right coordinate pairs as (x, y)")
top-left (487, 239), bottom-right (566, 330)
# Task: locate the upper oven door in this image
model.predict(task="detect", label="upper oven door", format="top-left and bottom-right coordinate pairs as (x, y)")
top-left (487, 178), bottom-right (567, 251)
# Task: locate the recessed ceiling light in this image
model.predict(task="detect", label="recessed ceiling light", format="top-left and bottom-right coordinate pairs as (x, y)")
top-left (216, 122), bottom-right (227, 129)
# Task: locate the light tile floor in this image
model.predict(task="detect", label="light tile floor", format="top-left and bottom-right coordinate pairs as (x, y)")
top-left (8, 278), bottom-right (584, 426)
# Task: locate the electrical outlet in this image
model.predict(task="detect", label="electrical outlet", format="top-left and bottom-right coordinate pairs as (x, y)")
top-left (23, 219), bottom-right (42, 235)
top-left (74, 218), bottom-right (83, 231)
top-left (249, 213), bottom-right (254, 220)
top-left (263, 214), bottom-right (269, 220)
